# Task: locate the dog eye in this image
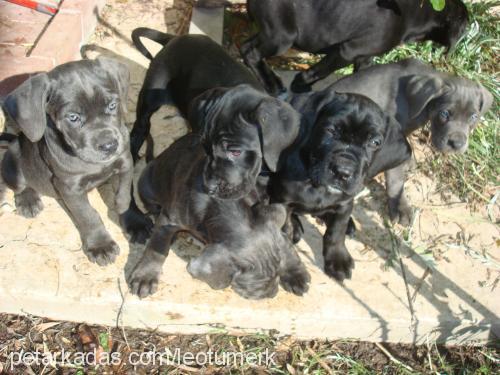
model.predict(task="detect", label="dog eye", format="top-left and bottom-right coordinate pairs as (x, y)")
top-left (327, 128), bottom-right (341, 139)
top-left (439, 110), bottom-right (450, 121)
top-left (470, 113), bottom-right (478, 122)
top-left (67, 113), bottom-right (81, 124)
top-left (108, 101), bottom-right (118, 111)
top-left (228, 150), bottom-right (241, 157)
top-left (369, 136), bottom-right (382, 148)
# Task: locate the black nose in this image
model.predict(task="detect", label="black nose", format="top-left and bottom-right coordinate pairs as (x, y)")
top-left (98, 139), bottom-right (118, 154)
top-left (334, 165), bottom-right (354, 180)
top-left (447, 133), bottom-right (466, 150)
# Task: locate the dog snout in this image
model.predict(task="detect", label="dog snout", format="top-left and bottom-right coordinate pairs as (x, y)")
top-left (447, 132), bottom-right (467, 151)
top-left (98, 139), bottom-right (118, 154)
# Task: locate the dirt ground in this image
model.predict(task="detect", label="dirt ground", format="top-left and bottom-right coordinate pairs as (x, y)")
top-left (0, 0), bottom-right (499, 372)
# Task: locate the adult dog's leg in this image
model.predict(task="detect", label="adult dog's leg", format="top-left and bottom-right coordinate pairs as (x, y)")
top-left (240, 34), bottom-right (292, 97)
top-left (291, 47), bottom-right (351, 93)
top-left (321, 201), bottom-right (354, 282)
top-left (128, 213), bottom-right (179, 298)
top-left (279, 243), bottom-right (311, 296)
top-left (385, 162), bottom-right (412, 225)
top-left (54, 182), bottom-right (120, 266)
top-left (1, 148), bottom-right (43, 218)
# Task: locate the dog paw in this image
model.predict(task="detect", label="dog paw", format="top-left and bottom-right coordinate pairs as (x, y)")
top-left (15, 188), bottom-right (44, 218)
top-left (120, 209), bottom-right (153, 244)
top-left (280, 267), bottom-right (311, 296)
top-left (128, 263), bottom-right (161, 298)
top-left (388, 199), bottom-right (412, 226)
top-left (83, 240), bottom-right (119, 266)
top-left (324, 250), bottom-right (354, 282)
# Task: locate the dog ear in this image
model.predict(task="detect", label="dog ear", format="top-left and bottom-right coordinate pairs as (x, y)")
top-left (3, 73), bottom-right (51, 142)
top-left (406, 75), bottom-right (447, 119)
top-left (476, 83), bottom-right (493, 117)
top-left (187, 245), bottom-right (236, 290)
top-left (255, 97), bottom-right (300, 172)
top-left (253, 203), bottom-right (287, 228)
top-left (97, 57), bottom-right (130, 113)
top-left (366, 116), bottom-right (412, 179)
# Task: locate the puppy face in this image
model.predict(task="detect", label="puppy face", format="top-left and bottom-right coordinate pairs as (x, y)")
top-left (186, 204), bottom-right (290, 299)
top-left (189, 85), bottom-right (300, 200)
top-left (202, 113), bottom-right (263, 199)
top-left (3, 58), bottom-right (130, 164)
top-left (306, 94), bottom-right (386, 196)
top-left (406, 75), bottom-right (493, 154)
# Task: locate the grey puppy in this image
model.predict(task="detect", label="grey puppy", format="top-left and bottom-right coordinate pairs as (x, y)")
top-left (1, 58), bottom-right (151, 265)
top-left (128, 133), bottom-right (311, 299)
top-left (328, 58), bottom-right (493, 224)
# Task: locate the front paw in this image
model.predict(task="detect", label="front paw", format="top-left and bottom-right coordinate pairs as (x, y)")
top-left (290, 74), bottom-right (312, 93)
top-left (324, 247), bottom-right (354, 282)
top-left (83, 239), bottom-right (119, 266)
top-left (128, 260), bottom-right (162, 298)
top-left (388, 198), bottom-right (412, 226)
top-left (120, 209), bottom-right (153, 244)
top-left (15, 188), bottom-right (44, 218)
top-left (280, 266), bottom-right (311, 296)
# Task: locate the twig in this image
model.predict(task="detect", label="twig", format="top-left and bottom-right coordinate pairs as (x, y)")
top-left (306, 346), bottom-right (333, 375)
top-left (375, 342), bottom-right (415, 372)
top-left (116, 278), bottom-right (130, 349)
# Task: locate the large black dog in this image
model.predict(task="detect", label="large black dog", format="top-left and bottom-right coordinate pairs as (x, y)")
top-left (328, 58), bottom-right (493, 225)
top-left (128, 133), bottom-right (311, 299)
top-left (269, 89), bottom-right (411, 281)
top-left (130, 29), bottom-right (300, 200)
top-left (241, 0), bottom-right (469, 94)
top-left (1, 58), bottom-right (150, 265)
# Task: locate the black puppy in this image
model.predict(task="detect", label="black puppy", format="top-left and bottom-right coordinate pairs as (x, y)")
top-left (241, 0), bottom-right (469, 94)
top-left (128, 133), bottom-right (310, 299)
top-left (269, 90), bottom-right (411, 281)
top-left (1, 58), bottom-right (151, 265)
top-left (129, 29), bottom-right (300, 200)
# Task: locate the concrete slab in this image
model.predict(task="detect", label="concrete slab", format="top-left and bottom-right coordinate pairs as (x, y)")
top-left (1, 0), bottom-right (499, 345)
top-left (189, 6), bottom-right (224, 43)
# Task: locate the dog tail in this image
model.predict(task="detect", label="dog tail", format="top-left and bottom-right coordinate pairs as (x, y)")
top-left (131, 28), bottom-right (176, 60)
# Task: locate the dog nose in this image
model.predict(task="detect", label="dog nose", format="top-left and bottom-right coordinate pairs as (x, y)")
top-left (447, 133), bottom-right (466, 150)
top-left (98, 139), bottom-right (118, 154)
top-left (334, 165), bottom-right (354, 180)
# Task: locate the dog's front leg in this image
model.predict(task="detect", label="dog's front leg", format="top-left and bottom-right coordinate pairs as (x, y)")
top-left (55, 182), bottom-right (119, 266)
top-left (385, 161), bottom-right (412, 225)
top-left (115, 156), bottom-right (153, 244)
top-left (279, 242), bottom-right (311, 296)
top-left (128, 213), bottom-right (179, 298)
top-left (321, 201), bottom-right (354, 282)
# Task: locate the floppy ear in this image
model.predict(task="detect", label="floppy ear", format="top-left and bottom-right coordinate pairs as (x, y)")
top-left (476, 83), bottom-right (493, 117)
top-left (406, 74), bottom-right (447, 119)
top-left (3, 73), bottom-right (51, 142)
top-left (97, 57), bottom-right (130, 112)
top-left (253, 203), bottom-right (287, 228)
top-left (366, 116), bottom-right (412, 179)
top-left (255, 97), bottom-right (300, 172)
top-left (187, 245), bottom-right (236, 290)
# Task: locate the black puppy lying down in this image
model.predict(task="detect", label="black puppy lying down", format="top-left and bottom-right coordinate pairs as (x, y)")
top-left (129, 30), bottom-right (300, 201)
top-left (1, 58), bottom-right (149, 265)
top-left (128, 133), bottom-right (310, 299)
top-left (269, 90), bottom-right (411, 281)
top-left (241, 0), bottom-right (469, 94)
top-left (328, 58), bottom-right (493, 225)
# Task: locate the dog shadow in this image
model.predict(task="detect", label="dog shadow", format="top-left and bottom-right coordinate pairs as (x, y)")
top-left (298, 179), bottom-right (499, 343)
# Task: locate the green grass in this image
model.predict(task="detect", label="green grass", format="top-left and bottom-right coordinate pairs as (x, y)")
top-left (374, 0), bottom-right (499, 206)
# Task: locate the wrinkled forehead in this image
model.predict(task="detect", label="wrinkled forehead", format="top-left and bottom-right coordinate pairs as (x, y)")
top-left (438, 85), bottom-right (482, 116)
top-left (48, 70), bottom-right (119, 113)
top-left (213, 114), bottom-right (261, 147)
top-left (320, 102), bottom-right (386, 133)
